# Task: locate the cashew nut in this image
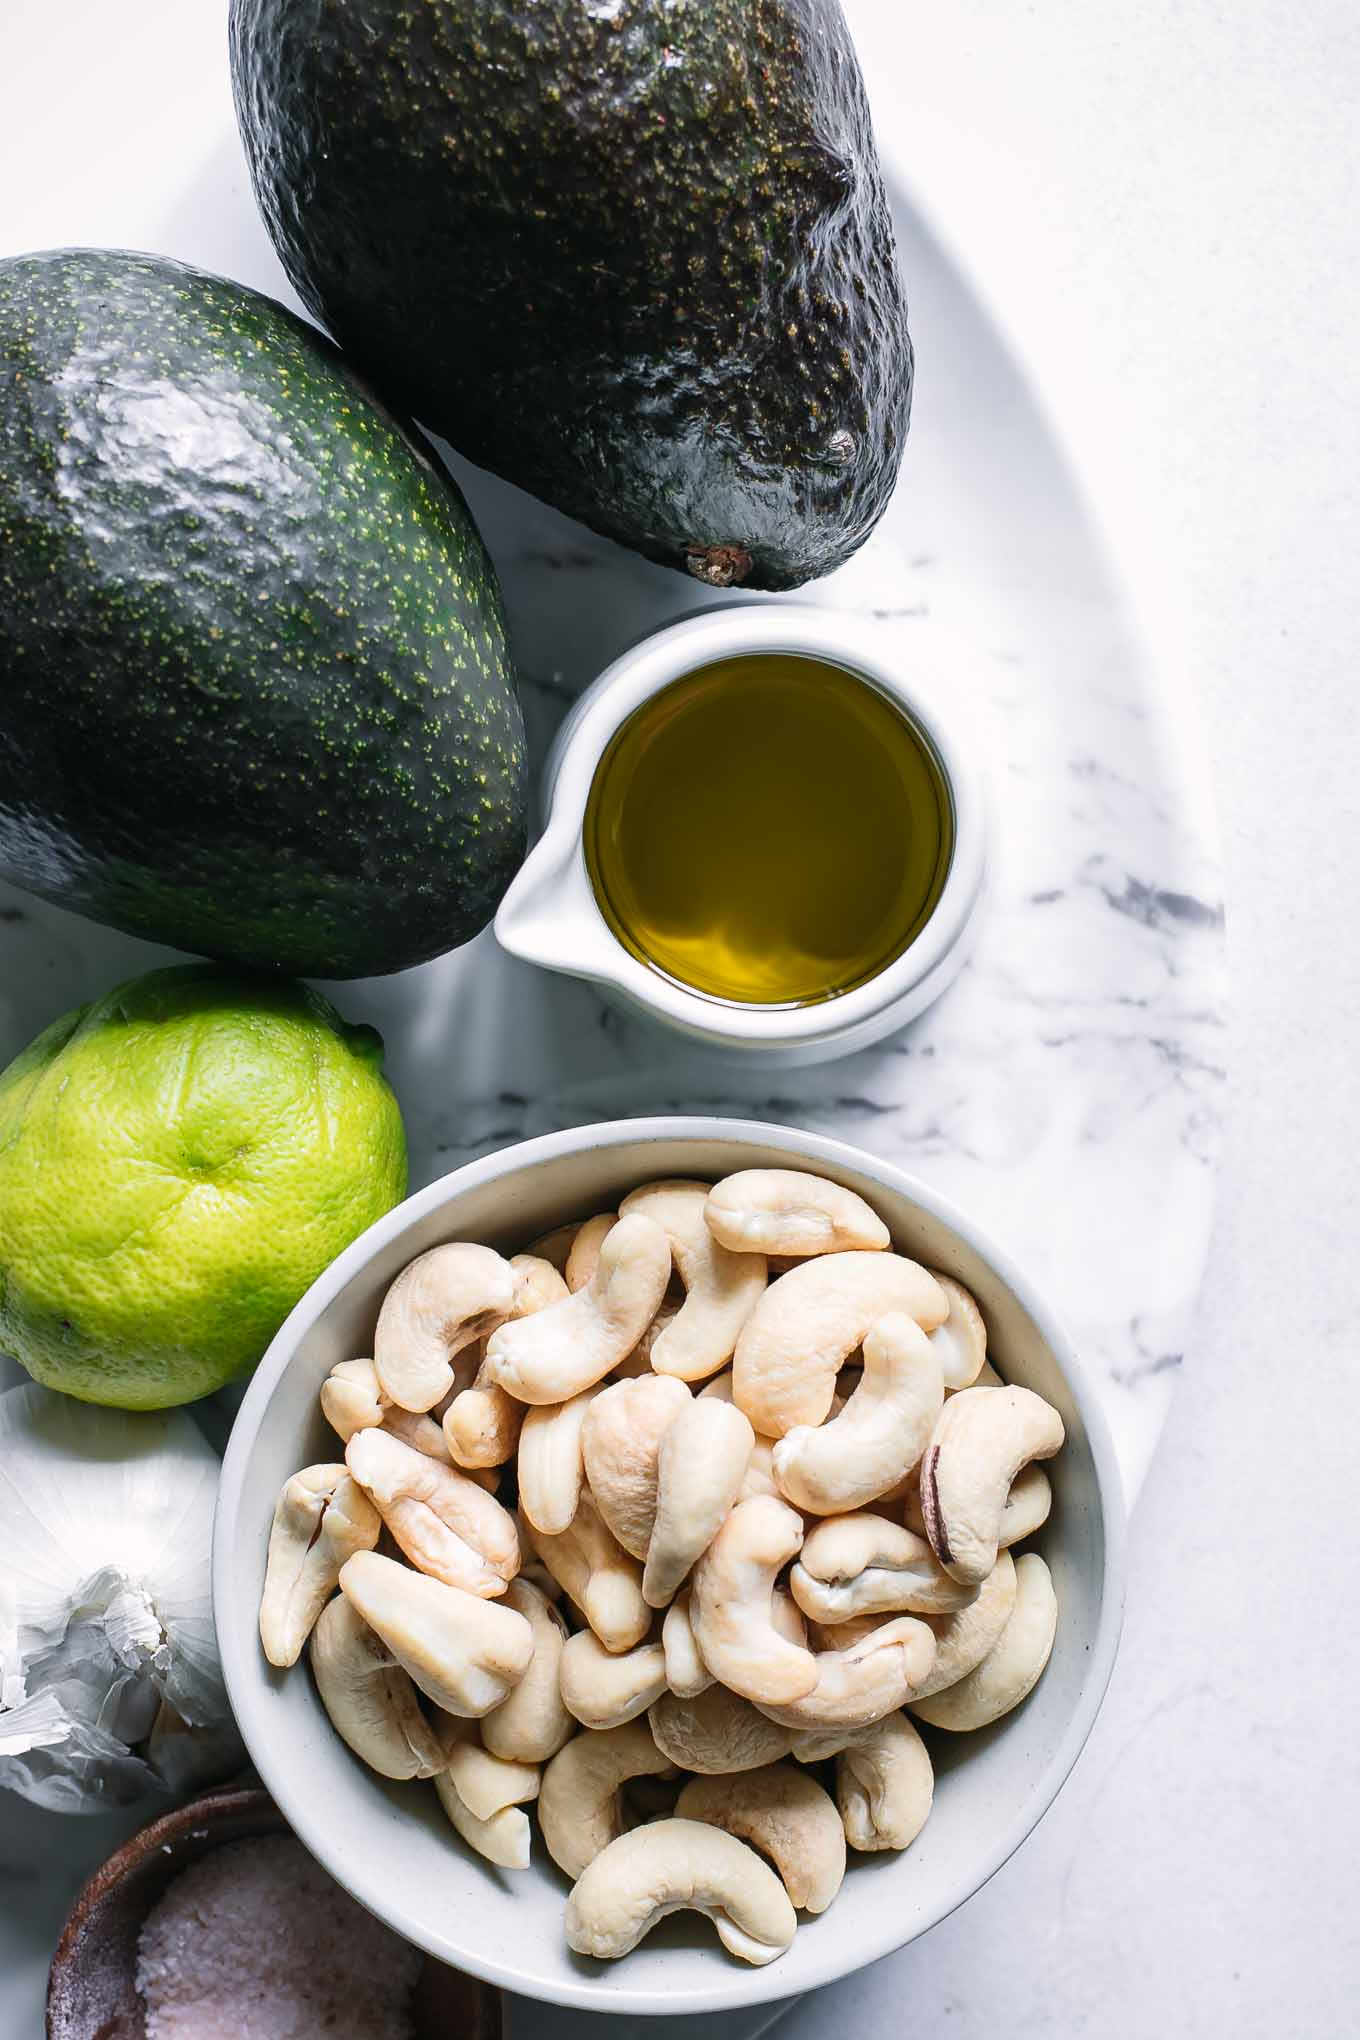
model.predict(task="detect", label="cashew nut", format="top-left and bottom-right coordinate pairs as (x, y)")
top-left (648, 1684), bottom-right (794, 1775)
top-left (790, 1513), bottom-right (977, 1625)
top-left (582, 1374), bottom-right (693, 1559)
top-left (260, 1465), bottom-right (381, 1668)
top-left (436, 1350), bottom-right (485, 1427)
top-left (517, 1386), bottom-right (599, 1536)
top-left (910, 1551), bottom-right (1019, 1700)
top-left (929, 1273), bottom-right (989, 1390)
top-left (526, 1221), bottom-right (584, 1272)
top-left (520, 1487), bottom-right (651, 1653)
top-left (609, 1350), bottom-right (656, 1383)
top-left (676, 1764), bottom-right (846, 1914)
top-left (339, 1550), bottom-right (533, 1717)
top-left (319, 1358), bottom-right (389, 1441)
top-left (443, 1255), bottom-right (568, 1469)
top-left (919, 1386), bottom-right (1065, 1584)
top-left (911, 1553), bottom-right (1057, 1730)
top-left (481, 1577), bottom-right (574, 1764)
top-left (661, 1591), bottom-right (714, 1698)
top-left (705, 1169), bottom-right (891, 1258)
top-left (374, 1243), bottom-right (516, 1413)
top-left (733, 1253), bottom-right (948, 1439)
top-left (773, 1312), bottom-right (944, 1515)
top-left (904, 1459), bottom-right (1051, 1550)
top-left (800, 1612), bottom-right (874, 1656)
top-left (483, 1213), bottom-right (670, 1404)
top-left (565, 1819), bottom-right (797, 1965)
top-left (439, 1725), bottom-right (541, 1822)
top-left (690, 1497), bottom-right (817, 1706)
top-left (565, 1212), bottom-right (617, 1292)
top-left (756, 1616), bottom-right (937, 1733)
top-left (771, 1586), bottom-right (809, 1649)
top-left (788, 1725), bottom-right (862, 1764)
top-left (569, 1213), bottom-right (633, 1295)
top-left (321, 1358), bottom-right (452, 1461)
top-left (836, 1712), bottom-right (934, 1852)
top-left (345, 1427), bottom-right (519, 1596)
top-left (995, 1460), bottom-right (1053, 1542)
top-left (308, 1594), bottom-right (444, 1780)
top-left (740, 1436), bottom-right (781, 1502)
top-left (629, 1292), bottom-right (683, 1373)
top-left (699, 1371), bottom-right (780, 1499)
top-left (510, 1251), bottom-right (572, 1315)
top-left (560, 1629), bottom-right (668, 1731)
top-left (322, 1362), bottom-right (391, 1444)
top-left (538, 1720), bottom-right (675, 1879)
top-left (442, 1367), bottom-right (525, 1471)
top-left (643, 1398), bottom-right (755, 1608)
top-left (434, 1770), bottom-right (532, 1870)
top-left (386, 1407), bottom-right (455, 1460)
top-left (618, 1179), bottom-right (768, 1382)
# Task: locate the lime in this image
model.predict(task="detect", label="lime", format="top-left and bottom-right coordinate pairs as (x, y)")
top-left (0, 965), bottom-right (407, 1409)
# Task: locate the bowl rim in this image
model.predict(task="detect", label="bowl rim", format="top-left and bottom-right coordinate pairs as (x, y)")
top-left (214, 1116), bottom-right (1127, 2016)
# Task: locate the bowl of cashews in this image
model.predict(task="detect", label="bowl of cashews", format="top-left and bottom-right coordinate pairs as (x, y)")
top-left (215, 1117), bottom-right (1125, 2015)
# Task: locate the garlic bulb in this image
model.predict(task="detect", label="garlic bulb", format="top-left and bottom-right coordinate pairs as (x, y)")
top-left (0, 1383), bottom-right (243, 1812)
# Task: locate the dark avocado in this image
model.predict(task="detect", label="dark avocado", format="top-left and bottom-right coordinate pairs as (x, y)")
top-left (229, 0), bottom-right (912, 592)
top-left (0, 249), bottom-right (526, 977)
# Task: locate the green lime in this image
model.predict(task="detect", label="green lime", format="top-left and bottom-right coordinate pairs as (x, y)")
top-left (0, 965), bottom-right (407, 1409)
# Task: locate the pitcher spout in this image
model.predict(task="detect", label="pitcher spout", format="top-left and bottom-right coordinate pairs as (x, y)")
top-left (494, 827), bottom-right (619, 981)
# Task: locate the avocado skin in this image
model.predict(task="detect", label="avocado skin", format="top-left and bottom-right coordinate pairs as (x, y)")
top-left (0, 249), bottom-right (527, 978)
top-left (230, 0), bottom-right (912, 592)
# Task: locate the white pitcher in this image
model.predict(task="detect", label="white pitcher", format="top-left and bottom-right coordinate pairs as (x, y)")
top-left (495, 605), bottom-right (989, 1067)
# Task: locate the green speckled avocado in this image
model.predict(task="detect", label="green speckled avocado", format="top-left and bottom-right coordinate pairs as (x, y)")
top-left (0, 248), bottom-right (526, 977)
top-left (229, 0), bottom-right (912, 592)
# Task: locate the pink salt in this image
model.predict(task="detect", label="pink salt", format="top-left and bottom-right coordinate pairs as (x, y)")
top-left (135, 1834), bottom-right (421, 2039)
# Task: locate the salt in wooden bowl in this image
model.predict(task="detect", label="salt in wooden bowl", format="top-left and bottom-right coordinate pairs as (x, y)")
top-left (46, 1785), bottom-right (505, 2040)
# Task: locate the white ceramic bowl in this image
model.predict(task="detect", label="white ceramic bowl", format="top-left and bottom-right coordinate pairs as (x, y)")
top-left (214, 1119), bottom-right (1125, 2017)
top-left (494, 607), bottom-right (990, 1066)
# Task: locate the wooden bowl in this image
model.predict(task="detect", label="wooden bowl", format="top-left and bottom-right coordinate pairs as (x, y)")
top-left (46, 1786), bottom-right (505, 2040)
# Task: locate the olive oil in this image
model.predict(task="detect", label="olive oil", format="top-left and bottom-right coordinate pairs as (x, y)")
top-left (584, 654), bottom-right (954, 1007)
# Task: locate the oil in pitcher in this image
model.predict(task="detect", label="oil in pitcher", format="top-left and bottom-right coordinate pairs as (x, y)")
top-left (583, 653), bottom-right (954, 1007)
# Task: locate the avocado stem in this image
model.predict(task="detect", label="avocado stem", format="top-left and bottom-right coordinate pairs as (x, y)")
top-left (685, 544), bottom-right (754, 589)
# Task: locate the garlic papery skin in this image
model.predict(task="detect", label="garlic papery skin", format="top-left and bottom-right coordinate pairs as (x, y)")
top-left (0, 1383), bottom-right (242, 1812)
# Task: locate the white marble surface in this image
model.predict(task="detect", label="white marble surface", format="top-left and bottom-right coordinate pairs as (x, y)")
top-left (1, 1), bottom-right (1355, 2036)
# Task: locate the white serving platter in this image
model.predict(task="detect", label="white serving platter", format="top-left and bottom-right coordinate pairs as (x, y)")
top-left (0, 6), bottom-right (1223, 2033)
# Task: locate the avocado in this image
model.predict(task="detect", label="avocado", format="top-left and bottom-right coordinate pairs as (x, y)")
top-left (229, 0), bottom-right (912, 592)
top-left (0, 249), bottom-right (527, 978)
